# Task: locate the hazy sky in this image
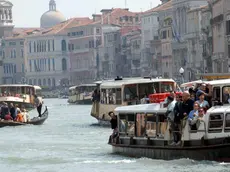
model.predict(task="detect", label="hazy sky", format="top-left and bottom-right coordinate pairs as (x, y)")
top-left (10, 0), bottom-right (162, 27)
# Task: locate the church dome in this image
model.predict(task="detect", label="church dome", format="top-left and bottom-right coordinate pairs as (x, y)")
top-left (40, 0), bottom-right (66, 28)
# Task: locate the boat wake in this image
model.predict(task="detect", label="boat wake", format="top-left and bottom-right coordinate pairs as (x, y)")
top-left (80, 159), bottom-right (136, 164)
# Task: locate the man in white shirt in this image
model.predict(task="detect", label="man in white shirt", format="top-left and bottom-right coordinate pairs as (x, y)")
top-left (34, 95), bottom-right (43, 117)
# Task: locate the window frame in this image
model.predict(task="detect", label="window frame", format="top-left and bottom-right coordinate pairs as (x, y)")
top-left (208, 113), bottom-right (224, 133)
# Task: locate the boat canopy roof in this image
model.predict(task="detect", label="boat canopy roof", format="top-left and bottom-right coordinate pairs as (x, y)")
top-left (115, 103), bottom-right (167, 114)
top-left (0, 84), bottom-right (41, 90)
top-left (204, 79), bottom-right (230, 87)
top-left (180, 80), bottom-right (203, 88)
top-left (100, 78), bottom-right (175, 89)
top-left (69, 84), bottom-right (97, 90)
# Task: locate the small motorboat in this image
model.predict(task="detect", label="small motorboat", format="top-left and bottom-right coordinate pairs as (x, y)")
top-left (0, 106), bottom-right (48, 128)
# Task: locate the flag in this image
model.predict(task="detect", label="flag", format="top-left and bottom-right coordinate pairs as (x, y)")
top-left (172, 20), bottom-right (181, 43)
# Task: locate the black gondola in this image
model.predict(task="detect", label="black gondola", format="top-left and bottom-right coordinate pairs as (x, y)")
top-left (0, 106), bottom-right (48, 127)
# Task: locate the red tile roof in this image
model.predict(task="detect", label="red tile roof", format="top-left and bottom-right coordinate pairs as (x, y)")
top-left (27, 17), bottom-right (92, 37)
top-left (144, 0), bottom-right (172, 15)
top-left (93, 8), bottom-right (140, 25)
top-left (5, 28), bottom-right (41, 40)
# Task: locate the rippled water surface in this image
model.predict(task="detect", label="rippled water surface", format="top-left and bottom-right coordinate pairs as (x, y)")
top-left (0, 99), bottom-right (230, 172)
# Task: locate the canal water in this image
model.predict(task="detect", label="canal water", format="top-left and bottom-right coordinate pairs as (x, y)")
top-left (0, 99), bottom-right (230, 172)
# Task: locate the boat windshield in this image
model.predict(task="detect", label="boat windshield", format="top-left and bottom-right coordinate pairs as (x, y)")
top-left (160, 82), bottom-right (174, 93)
top-left (35, 88), bottom-right (42, 97)
top-left (0, 86), bottom-right (36, 96)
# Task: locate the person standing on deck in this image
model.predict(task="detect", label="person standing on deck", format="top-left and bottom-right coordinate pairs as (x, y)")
top-left (171, 91), bottom-right (194, 146)
top-left (108, 111), bottom-right (118, 142)
top-left (34, 95), bottom-right (43, 117)
top-left (9, 103), bottom-right (16, 120)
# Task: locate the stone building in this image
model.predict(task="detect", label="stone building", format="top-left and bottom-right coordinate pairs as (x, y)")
top-left (185, 6), bottom-right (206, 80)
top-left (0, 0), bottom-right (17, 84)
top-left (140, 0), bottom-right (171, 77)
top-left (211, 0), bottom-right (230, 73)
top-left (158, 2), bottom-right (173, 78)
top-left (68, 8), bottom-right (141, 83)
top-left (126, 28), bottom-right (141, 77)
top-left (99, 25), bottom-right (121, 79)
top-left (40, 0), bottom-right (66, 29)
top-left (67, 22), bottom-right (102, 85)
top-left (201, 4), bottom-right (213, 74)
top-left (25, 17), bottom-right (91, 88)
top-left (171, 0), bottom-right (207, 81)
top-left (1, 28), bottom-right (39, 84)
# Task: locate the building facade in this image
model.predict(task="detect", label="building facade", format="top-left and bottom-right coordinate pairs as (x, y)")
top-left (140, 0), bottom-right (171, 77)
top-left (1, 35), bottom-right (25, 84)
top-left (99, 25), bottom-right (121, 79)
top-left (127, 29), bottom-right (141, 77)
top-left (185, 7), bottom-right (205, 80)
top-left (158, 3), bottom-right (173, 78)
top-left (171, 0), bottom-right (207, 81)
top-left (68, 23), bottom-right (102, 85)
top-left (25, 18), bottom-right (91, 88)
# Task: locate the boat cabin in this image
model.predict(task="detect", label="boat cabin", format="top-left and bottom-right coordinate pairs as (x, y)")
top-left (0, 84), bottom-right (42, 108)
top-left (181, 79), bottom-right (230, 106)
top-left (100, 77), bottom-right (177, 106)
top-left (68, 84), bottom-right (97, 103)
top-left (114, 104), bottom-right (230, 147)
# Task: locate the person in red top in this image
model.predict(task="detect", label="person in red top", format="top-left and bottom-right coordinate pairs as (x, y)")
top-left (4, 113), bottom-right (13, 120)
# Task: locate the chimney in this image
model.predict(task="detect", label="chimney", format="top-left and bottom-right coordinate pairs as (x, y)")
top-left (92, 14), bottom-right (101, 22)
top-left (100, 9), bottom-right (113, 15)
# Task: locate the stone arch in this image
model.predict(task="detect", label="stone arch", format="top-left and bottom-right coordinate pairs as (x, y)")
top-left (43, 78), bottom-right (46, 86)
top-left (61, 40), bottom-right (67, 51)
top-left (29, 79), bottom-right (32, 85)
top-left (48, 78), bottom-right (51, 86)
top-left (62, 58), bottom-right (67, 71)
top-left (33, 79), bottom-right (37, 85)
top-left (34, 42), bottom-right (36, 52)
top-left (38, 79), bottom-right (42, 86)
top-left (52, 78), bottom-right (56, 87)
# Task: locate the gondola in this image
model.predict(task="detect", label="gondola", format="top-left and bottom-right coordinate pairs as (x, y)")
top-left (0, 106), bottom-right (48, 128)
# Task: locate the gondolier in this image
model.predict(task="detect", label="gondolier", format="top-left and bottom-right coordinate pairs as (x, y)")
top-left (34, 95), bottom-right (43, 117)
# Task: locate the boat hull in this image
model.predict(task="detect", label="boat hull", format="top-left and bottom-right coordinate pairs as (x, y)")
top-left (110, 143), bottom-right (230, 161)
top-left (0, 106), bottom-right (48, 127)
top-left (76, 99), bottom-right (92, 105)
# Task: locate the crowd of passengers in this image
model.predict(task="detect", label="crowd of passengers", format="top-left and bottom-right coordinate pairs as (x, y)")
top-left (0, 102), bottom-right (28, 122)
top-left (165, 83), bottom-right (213, 146)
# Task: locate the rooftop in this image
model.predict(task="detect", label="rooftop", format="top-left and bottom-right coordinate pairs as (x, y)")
top-left (143, 0), bottom-right (172, 15)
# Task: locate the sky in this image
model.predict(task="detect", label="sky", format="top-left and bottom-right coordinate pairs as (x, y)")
top-left (10, 0), bottom-right (162, 27)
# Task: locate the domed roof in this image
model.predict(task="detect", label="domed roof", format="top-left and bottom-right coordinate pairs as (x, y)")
top-left (40, 0), bottom-right (66, 28)
top-left (40, 10), bottom-right (65, 28)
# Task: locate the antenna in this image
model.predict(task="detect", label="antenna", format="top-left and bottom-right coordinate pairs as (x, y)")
top-left (125, 0), bottom-right (127, 8)
top-left (94, 8), bottom-right (96, 14)
top-left (150, 2), bottom-right (152, 9)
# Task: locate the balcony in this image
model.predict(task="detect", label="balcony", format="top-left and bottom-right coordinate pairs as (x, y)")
top-left (210, 14), bottom-right (223, 25)
top-left (72, 48), bottom-right (90, 54)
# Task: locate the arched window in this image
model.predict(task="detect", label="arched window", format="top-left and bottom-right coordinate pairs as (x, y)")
top-left (34, 42), bottom-right (36, 52)
top-left (62, 58), bottom-right (67, 71)
top-left (29, 79), bottom-right (32, 85)
top-left (61, 40), bottom-right (67, 51)
top-left (48, 78), bottom-right (51, 86)
top-left (52, 78), bottom-right (56, 87)
top-left (38, 79), bottom-right (41, 86)
top-left (29, 42), bottom-right (32, 53)
top-left (33, 79), bottom-right (37, 85)
top-left (48, 59), bottom-right (51, 71)
top-left (43, 79), bottom-right (46, 86)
